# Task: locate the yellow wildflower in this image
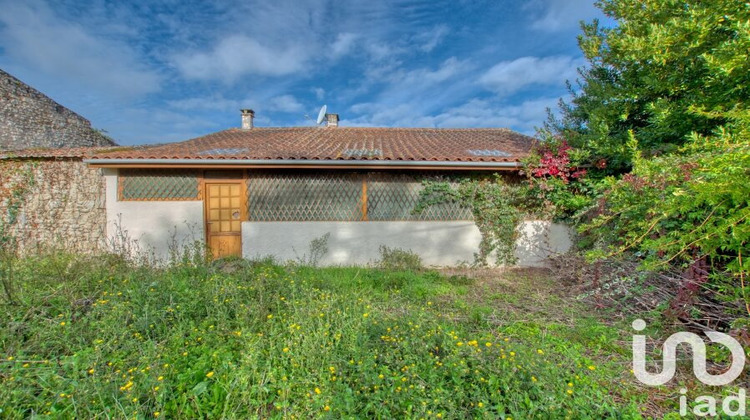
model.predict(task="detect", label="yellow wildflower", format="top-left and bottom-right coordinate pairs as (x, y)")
top-left (206, 371), bottom-right (214, 378)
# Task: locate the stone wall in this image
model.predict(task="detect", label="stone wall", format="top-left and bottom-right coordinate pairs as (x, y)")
top-left (0, 69), bottom-right (117, 151)
top-left (0, 158), bottom-right (107, 255)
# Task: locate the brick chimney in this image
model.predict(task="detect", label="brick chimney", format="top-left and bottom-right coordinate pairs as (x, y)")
top-left (241, 109), bottom-right (255, 129)
top-left (326, 113), bottom-right (339, 127)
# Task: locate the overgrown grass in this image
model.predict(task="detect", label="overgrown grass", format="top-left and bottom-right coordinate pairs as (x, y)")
top-left (0, 254), bottom-right (649, 418)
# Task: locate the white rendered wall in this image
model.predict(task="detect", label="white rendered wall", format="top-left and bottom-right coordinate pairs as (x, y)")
top-left (102, 168), bottom-right (572, 266)
top-left (103, 169), bottom-right (204, 261)
top-left (515, 221), bottom-right (574, 267)
top-left (242, 220), bottom-right (573, 267)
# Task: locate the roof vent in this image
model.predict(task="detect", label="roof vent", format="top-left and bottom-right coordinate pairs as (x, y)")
top-left (241, 109), bottom-right (255, 129)
top-left (326, 113), bottom-right (339, 127)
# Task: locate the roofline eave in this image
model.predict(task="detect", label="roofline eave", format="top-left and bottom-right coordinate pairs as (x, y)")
top-left (84, 158), bottom-right (523, 171)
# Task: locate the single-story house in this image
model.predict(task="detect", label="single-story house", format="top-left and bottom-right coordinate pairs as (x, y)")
top-left (84, 110), bottom-right (572, 266)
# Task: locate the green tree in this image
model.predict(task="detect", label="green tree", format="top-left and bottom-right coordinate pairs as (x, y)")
top-left (543, 0), bottom-right (749, 175)
top-left (530, 0), bottom-right (750, 314)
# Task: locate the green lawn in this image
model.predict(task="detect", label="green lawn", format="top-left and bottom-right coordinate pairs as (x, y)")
top-left (0, 254), bottom-right (651, 418)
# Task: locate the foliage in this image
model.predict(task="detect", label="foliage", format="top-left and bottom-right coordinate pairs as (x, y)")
top-left (523, 140), bottom-right (596, 221)
top-left (0, 162), bottom-right (37, 247)
top-left (294, 233), bottom-right (330, 267)
top-left (533, 0), bottom-right (750, 314)
top-left (415, 174), bottom-right (529, 265)
top-left (543, 0), bottom-right (750, 176)
top-left (583, 124), bottom-right (750, 287)
top-left (0, 254), bottom-right (649, 418)
top-left (377, 245), bottom-right (423, 271)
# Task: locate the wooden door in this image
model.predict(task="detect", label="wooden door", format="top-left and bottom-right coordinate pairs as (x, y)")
top-left (205, 182), bottom-right (243, 258)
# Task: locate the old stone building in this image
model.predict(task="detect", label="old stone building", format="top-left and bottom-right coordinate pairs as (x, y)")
top-left (0, 68), bottom-right (117, 151)
top-left (0, 149), bottom-right (111, 255)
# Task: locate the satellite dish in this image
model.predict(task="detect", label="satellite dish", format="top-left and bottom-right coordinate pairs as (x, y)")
top-left (316, 105), bottom-right (327, 125)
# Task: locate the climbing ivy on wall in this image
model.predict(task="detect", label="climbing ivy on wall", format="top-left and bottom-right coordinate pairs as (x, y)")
top-left (414, 174), bottom-right (535, 266)
top-left (0, 161), bottom-right (37, 248)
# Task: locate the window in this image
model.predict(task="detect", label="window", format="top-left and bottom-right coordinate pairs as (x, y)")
top-left (246, 171), bottom-right (363, 221)
top-left (367, 173), bottom-right (472, 221)
top-left (246, 171), bottom-right (472, 221)
top-left (118, 169), bottom-right (200, 201)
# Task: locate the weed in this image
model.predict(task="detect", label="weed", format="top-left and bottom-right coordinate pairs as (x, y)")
top-left (0, 254), bottom-right (653, 418)
top-left (377, 245), bottom-right (423, 271)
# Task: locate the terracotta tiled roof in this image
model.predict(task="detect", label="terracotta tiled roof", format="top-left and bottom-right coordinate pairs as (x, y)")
top-left (0, 146), bottom-right (127, 160)
top-left (89, 127), bottom-right (536, 163)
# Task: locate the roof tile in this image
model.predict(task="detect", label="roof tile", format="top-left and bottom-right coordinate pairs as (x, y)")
top-left (89, 127), bottom-right (536, 163)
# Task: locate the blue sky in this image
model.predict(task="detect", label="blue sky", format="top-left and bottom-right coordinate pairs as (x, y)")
top-left (0, 0), bottom-right (607, 145)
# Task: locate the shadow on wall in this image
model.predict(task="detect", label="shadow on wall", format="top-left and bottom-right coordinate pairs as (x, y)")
top-left (243, 220), bottom-right (574, 268)
top-left (243, 221), bottom-right (482, 267)
top-left (514, 221), bottom-right (574, 267)
top-left (107, 213), bottom-right (205, 264)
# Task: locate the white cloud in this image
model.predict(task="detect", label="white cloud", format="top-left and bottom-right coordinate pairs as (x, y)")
top-left (386, 57), bottom-right (471, 87)
top-left (167, 93), bottom-right (302, 116)
top-left (528, 0), bottom-right (601, 32)
top-left (0, 0), bottom-right (161, 99)
top-left (415, 25), bottom-right (450, 52)
top-left (167, 95), bottom-right (242, 112)
top-left (348, 96), bottom-right (559, 135)
top-left (346, 57), bottom-right (475, 125)
top-left (312, 87), bottom-right (326, 101)
top-left (330, 33), bottom-right (359, 58)
top-left (479, 56), bottom-right (582, 95)
top-left (172, 35), bottom-right (307, 82)
top-left (435, 97), bottom-right (559, 133)
top-left (266, 95), bottom-right (304, 113)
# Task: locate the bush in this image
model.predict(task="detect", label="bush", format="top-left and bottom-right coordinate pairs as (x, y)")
top-left (377, 246), bottom-right (423, 271)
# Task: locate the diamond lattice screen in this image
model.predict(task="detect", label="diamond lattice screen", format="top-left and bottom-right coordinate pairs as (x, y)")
top-left (119, 169), bottom-right (200, 201)
top-left (246, 171), bottom-right (364, 221)
top-left (367, 173), bottom-right (473, 221)
top-left (246, 171), bottom-right (472, 222)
